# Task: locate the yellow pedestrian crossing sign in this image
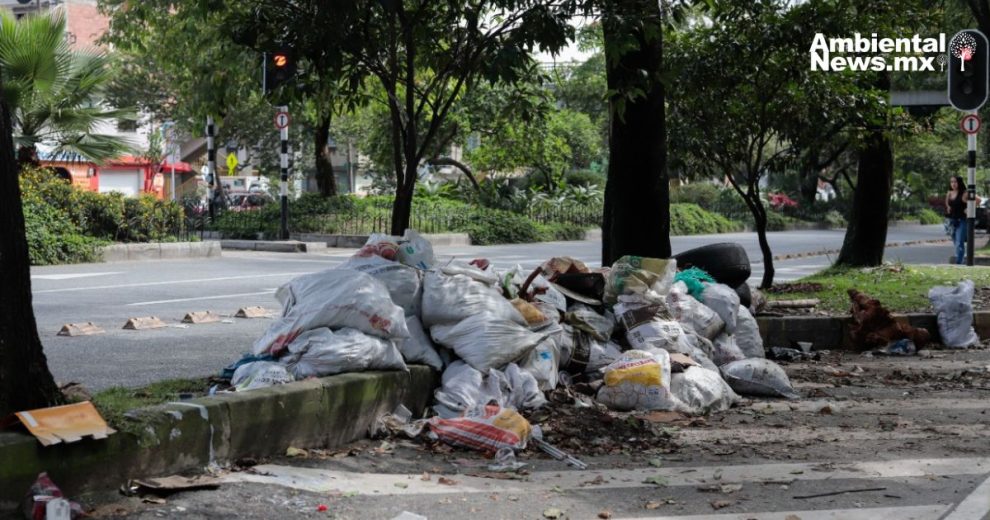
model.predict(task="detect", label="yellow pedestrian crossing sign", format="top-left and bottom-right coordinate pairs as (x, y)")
top-left (226, 153), bottom-right (238, 175)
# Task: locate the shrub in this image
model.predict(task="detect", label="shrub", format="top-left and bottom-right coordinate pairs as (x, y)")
top-left (459, 209), bottom-right (544, 245)
top-left (564, 169), bottom-right (605, 188)
top-left (21, 178), bottom-right (102, 265)
top-left (70, 190), bottom-right (126, 239)
top-left (670, 203), bottom-right (744, 235)
top-left (670, 183), bottom-right (721, 210)
top-left (824, 210), bottom-right (847, 228)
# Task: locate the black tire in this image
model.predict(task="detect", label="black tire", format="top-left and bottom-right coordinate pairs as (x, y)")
top-left (734, 282), bottom-right (752, 309)
top-left (673, 242), bottom-right (751, 287)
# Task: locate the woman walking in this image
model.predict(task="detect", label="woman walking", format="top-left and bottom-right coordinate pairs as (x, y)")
top-left (946, 176), bottom-right (978, 264)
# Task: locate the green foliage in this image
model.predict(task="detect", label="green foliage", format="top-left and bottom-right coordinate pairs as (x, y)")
top-left (564, 169), bottom-right (606, 188)
top-left (669, 204), bottom-right (744, 235)
top-left (917, 208), bottom-right (943, 225)
top-left (19, 169), bottom-right (103, 265)
top-left (824, 210), bottom-right (848, 228)
top-left (670, 183), bottom-right (721, 211)
top-left (0, 11), bottom-right (134, 163)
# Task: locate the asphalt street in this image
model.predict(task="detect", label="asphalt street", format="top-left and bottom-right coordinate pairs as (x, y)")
top-left (29, 225), bottom-right (963, 391)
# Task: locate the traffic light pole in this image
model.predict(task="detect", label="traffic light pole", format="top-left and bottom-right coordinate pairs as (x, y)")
top-left (279, 105), bottom-right (289, 240)
top-left (206, 116), bottom-right (216, 220)
top-left (968, 114), bottom-right (977, 266)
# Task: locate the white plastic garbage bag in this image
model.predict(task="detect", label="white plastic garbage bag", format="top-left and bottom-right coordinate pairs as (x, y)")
top-left (670, 366), bottom-right (740, 414)
top-left (519, 334), bottom-right (560, 391)
top-left (712, 332), bottom-right (746, 366)
top-left (596, 350), bottom-right (679, 411)
top-left (397, 229), bottom-right (436, 270)
top-left (254, 269), bottom-right (409, 355)
top-left (929, 280), bottom-right (981, 348)
top-left (232, 361), bottom-right (294, 391)
top-left (433, 361), bottom-right (499, 418)
top-left (421, 271), bottom-right (525, 328)
top-left (565, 303), bottom-right (614, 341)
top-left (605, 256), bottom-right (677, 304)
top-left (279, 327), bottom-right (407, 378)
top-left (559, 324), bottom-right (624, 374)
top-left (340, 254), bottom-right (422, 317)
top-left (430, 314), bottom-right (548, 372)
top-left (720, 358), bottom-right (799, 399)
top-left (501, 363), bottom-right (547, 410)
top-left (439, 260), bottom-right (500, 285)
top-left (615, 295), bottom-right (685, 351)
top-left (399, 316), bottom-right (444, 370)
top-left (735, 306), bottom-right (765, 358)
top-left (701, 283), bottom-right (740, 334)
top-left (667, 281), bottom-right (724, 339)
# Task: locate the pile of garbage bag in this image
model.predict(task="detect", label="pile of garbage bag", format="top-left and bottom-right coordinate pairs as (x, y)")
top-left (220, 232), bottom-right (801, 458)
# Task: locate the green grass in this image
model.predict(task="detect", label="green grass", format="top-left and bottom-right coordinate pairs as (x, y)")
top-left (91, 378), bottom-right (208, 428)
top-left (766, 264), bottom-right (990, 313)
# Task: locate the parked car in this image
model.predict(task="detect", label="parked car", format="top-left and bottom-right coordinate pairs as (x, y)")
top-left (977, 199), bottom-right (989, 231)
top-left (227, 191), bottom-right (272, 212)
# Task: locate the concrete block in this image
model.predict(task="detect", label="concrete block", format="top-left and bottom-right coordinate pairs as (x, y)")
top-left (583, 229), bottom-right (602, 241)
top-left (421, 233), bottom-right (471, 246)
top-left (220, 240), bottom-right (259, 251)
top-left (126, 243), bottom-right (162, 261)
top-left (98, 244), bottom-right (129, 262)
top-left (158, 242), bottom-right (191, 259)
top-left (333, 235), bottom-right (370, 248)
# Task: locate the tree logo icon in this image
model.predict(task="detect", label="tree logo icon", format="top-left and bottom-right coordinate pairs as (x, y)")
top-left (951, 32), bottom-right (977, 72)
top-left (938, 54), bottom-right (947, 72)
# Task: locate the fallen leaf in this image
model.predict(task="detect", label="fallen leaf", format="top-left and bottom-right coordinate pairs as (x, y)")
top-left (645, 501), bottom-right (661, 510)
top-left (643, 475), bottom-right (668, 486)
top-left (721, 484), bottom-right (742, 494)
top-left (285, 447), bottom-right (308, 458)
top-left (711, 499), bottom-right (733, 510)
top-left (438, 477), bottom-right (458, 486)
top-left (420, 472), bottom-right (431, 481)
top-left (598, 511), bottom-right (612, 519)
top-left (543, 508), bottom-right (564, 519)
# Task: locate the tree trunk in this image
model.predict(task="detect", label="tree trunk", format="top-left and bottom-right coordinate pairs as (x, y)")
top-left (754, 205), bottom-right (775, 289)
top-left (836, 73), bottom-right (893, 267)
top-left (0, 99), bottom-right (63, 417)
top-left (390, 161), bottom-right (418, 236)
top-left (601, 2), bottom-right (670, 266)
top-left (429, 157), bottom-right (479, 192)
top-left (834, 128), bottom-right (892, 266)
top-left (314, 114), bottom-right (338, 197)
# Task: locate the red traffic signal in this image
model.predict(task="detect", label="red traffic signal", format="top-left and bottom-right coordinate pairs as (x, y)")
top-left (264, 49), bottom-right (296, 95)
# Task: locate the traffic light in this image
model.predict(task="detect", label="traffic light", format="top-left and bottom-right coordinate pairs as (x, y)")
top-left (264, 49), bottom-right (296, 95)
top-left (948, 29), bottom-right (989, 111)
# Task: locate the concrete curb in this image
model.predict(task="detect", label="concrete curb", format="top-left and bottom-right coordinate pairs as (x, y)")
top-left (99, 242), bottom-right (221, 262)
top-left (220, 240), bottom-right (328, 253)
top-left (0, 367), bottom-right (437, 510)
top-left (756, 310), bottom-right (990, 350)
top-left (292, 233), bottom-right (473, 248)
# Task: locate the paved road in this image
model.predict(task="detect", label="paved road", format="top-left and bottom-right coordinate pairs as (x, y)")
top-left (29, 226), bottom-right (961, 391)
top-left (88, 348), bottom-right (990, 519)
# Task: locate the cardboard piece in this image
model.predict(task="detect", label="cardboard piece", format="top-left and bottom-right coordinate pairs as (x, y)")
top-left (182, 311), bottom-right (221, 324)
top-left (57, 322), bottom-right (105, 337)
top-left (126, 475), bottom-right (222, 495)
top-left (234, 306), bottom-right (272, 318)
top-left (11, 401), bottom-right (115, 446)
top-left (123, 316), bottom-right (167, 330)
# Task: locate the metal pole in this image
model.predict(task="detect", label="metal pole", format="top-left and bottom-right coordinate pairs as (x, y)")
top-left (967, 110), bottom-right (977, 266)
top-left (207, 115), bottom-right (216, 219)
top-left (279, 105), bottom-right (289, 240)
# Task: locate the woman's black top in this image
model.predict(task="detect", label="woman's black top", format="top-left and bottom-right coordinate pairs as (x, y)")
top-left (949, 192), bottom-right (966, 219)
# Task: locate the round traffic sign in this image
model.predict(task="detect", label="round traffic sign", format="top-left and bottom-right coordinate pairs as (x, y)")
top-left (274, 111), bottom-right (291, 130)
top-left (961, 114), bottom-right (981, 135)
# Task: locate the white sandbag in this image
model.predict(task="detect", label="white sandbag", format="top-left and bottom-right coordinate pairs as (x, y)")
top-left (502, 363), bottom-right (548, 410)
top-left (615, 295), bottom-right (685, 351)
top-left (254, 269), bottom-right (408, 355)
top-left (421, 271), bottom-right (525, 328)
top-left (929, 280), bottom-right (981, 348)
top-left (397, 229), bottom-right (436, 270)
top-left (232, 361), bottom-right (294, 391)
top-left (559, 324), bottom-right (624, 373)
top-left (565, 303), bottom-right (614, 341)
top-left (340, 254), bottom-right (422, 317)
top-left (735, 306), bottom-right (765, 358)
top-left (596, 349), bottom-right (679, 411)
top-left (438, 260), bottom-right (499, 285)
top-left (712, 332), bottom-right (746, 366)
top-left (430, 314), bottom-right (548, 372)
top-left (667, 281), bottom-right (724, 339)
top-left (519, 335), bottom-right (560, 391)
top-left (701, 283), bottom-right (740, 334)
top-left (670, 333), bottom-right (719, 372)
top-left (670, 366), bottom-right (739, 414)
top-left (720, 358), bottom-right (799, 399)
top-left (399, 316), bottom-right (444, 370)
top-left (279, 327), bottom-right (407, 378)
top-left (433, 361), bottom-right (501, 418)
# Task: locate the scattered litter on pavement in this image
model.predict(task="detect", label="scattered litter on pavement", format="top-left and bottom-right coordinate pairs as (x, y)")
top-left (121, 475), bottom-right (222, 496)
top-left (5, 401), bottom-right (115, 446)
top-left (793, 486), bottom-right (887, 499)
top-left (22, 473), bottom-right (84, 520)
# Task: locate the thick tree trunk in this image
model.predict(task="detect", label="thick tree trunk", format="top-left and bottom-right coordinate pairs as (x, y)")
top-left (0, 99), bottom-right (62, 417)
top-left (601, 3), bottom-right (670, 266)
top-left (834, 129), bottom-right (892, 266)
top-left (314, 114), bottom-right (338, 197)
top-left (754, 208), bottom-right (775, 289)
top-left (390, 162), bottom-right (418, 236)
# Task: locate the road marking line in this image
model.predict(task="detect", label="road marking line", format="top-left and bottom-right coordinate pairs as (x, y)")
top-left (942, 473), bottom-right (990, 520)
top-left (34, 272), bottom-right (308, 294)
top-left (31, 272), bottom-right (122, 280)
top-left (126, 291), bottom-right (275, 306)
top-left (226, 457), bottom-right (990, 496)
top-left (618, 504), bottom-right (949, 520)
